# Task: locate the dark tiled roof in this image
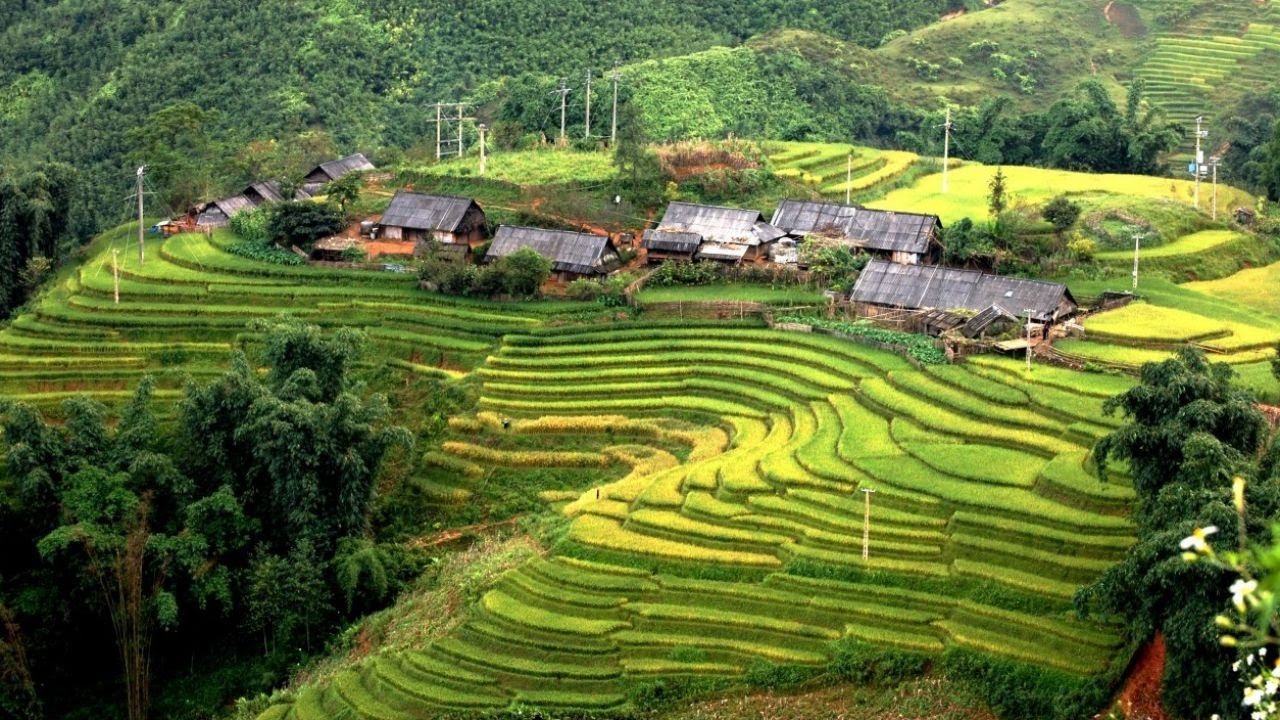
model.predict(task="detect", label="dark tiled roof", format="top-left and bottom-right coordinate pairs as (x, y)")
top-left (657, 201), bottom-right (783, 247)
top-left (642, 229), bottom-right (701, 254)
top-left (851, 260), bottom-right (1076, 322)
top-left (213, 195), bottom-right (255, 217)
top-left (315, 153), bottom-right (376, 180)
top-left (487, 226), bottom-right (616, 276)
top-left (380, 192), bottom-right (479, 232)
top-left (961, 304), bottom-right (1021, 338)
top-left (772, 200), bottom-right (940, 255)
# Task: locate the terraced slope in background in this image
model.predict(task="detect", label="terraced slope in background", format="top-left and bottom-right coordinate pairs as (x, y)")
top-left (264, 320), bottom-right (1137, 719)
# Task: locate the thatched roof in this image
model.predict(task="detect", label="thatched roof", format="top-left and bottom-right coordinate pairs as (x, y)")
top-left (657, 201), bottom-right (783, 247)
top-left (772, 200), bottom-right (940, 255)
top-left (851, 260), bottom-right (1076, 323)
top-left (380, 192), bottom-right (480, 232)
top-left (310, 153), bottom-right (376, 182)
top-left (487, 226), bottom-right (616, 276)
top-left (642, 229), bottom-right (701, 254)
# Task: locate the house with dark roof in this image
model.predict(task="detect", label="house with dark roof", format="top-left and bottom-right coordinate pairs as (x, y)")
top-left (851, 260), bottom-right (1078, 331)
top-left (771, 200), bottom-right (942, 265)
top-left (377, 191), bottom-right (488, 249)
top-left (486, 226), bottom-right (618, 280)
top-left (304, 153), bottom-right (376, 193)
top-left (642, 201), bottom-right (785, 263)
top-left (194, 179), bottom-right (311, 227)
top-left (640, 229), bottom-right (700, 263)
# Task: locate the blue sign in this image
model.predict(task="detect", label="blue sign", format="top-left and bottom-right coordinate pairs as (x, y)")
top-left (1188, 162), bottom-right (1198, 174)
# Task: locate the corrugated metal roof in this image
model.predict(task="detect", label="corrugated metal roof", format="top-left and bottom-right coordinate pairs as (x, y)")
top-left (642, 229), bottom-right (701, 254)
top-left (961, 304), bottom-right (1020, 338)
top-left (487, 226), bottom-right (616, 276)
top-left (657, 201), bottom-right (783, 247)
top-left (696, 242), bottom-right (750, 262)
top-left (315, 153), bottom-right (376, 181)
top-left (772, 200), bottom-right (940, 255)
top-left (380, 192), bottom-right (479, 232)
top-left (213, 195), bottom-right (255, 217)
top-left (851, 260), bottom-right (1076, 322)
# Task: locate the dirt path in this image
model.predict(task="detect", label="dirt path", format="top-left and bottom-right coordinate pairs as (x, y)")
top-left (1113, 635), bottom-right (1167, 720)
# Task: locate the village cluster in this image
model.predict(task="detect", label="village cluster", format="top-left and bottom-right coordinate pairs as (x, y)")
top-left (180, 152), bottom-right (1081, 347)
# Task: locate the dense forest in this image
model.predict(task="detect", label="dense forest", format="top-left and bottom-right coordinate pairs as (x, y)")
top-left (0, 0), bottom-right (976, 230)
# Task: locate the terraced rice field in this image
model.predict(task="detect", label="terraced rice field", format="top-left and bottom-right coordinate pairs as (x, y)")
top-left (871, 163), bottom-right (1254, 225)
top-left (765, 142), bottom-right (920, 199)
top-left (262, 318), bottom-right (1138, 718)
top-left (0, 226), bottom-right (597, 418)
top-left (9, 224), bottom-right (1147, 719)
top-left (1133, 4), bottom-right (1280, 149)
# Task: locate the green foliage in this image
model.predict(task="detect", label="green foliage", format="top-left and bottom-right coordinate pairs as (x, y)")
top-left (494, 247), bottom-right (552, 298)
top-left (0, 162), bottom-right (85, 316)
top-left (798, 237), bottom-right (868, 292)
top-left (224, 241), bottom-right (306, 266)
top-left (229, 206), bottom-right (272, 246)
top-left (775, 315), bottom-right (947, 365)
top-left (646, 260), bottom-right (724, 287)
top-left (940, 648), bottom-right (1108, 720)
top-left (828, 637), bottom-right (929, 684)
top-left (1041, 195), bottom-right (1081, 235)
top-left (1079, 348), bottom-right (1280, 720)
top-left (265, 202), bottom-right (346, 250)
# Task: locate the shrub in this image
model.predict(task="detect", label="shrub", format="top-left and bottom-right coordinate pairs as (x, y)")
top-left (828, 637), bottom-right (929, 684)
top-left (229, 206), bottom-right (272, 245)
top-left (940, 648), bottom-right (1109, 720)
top-left (646, 260), bottom-right (723, 287)
top-left (266, 201), bottom-right (346, 249)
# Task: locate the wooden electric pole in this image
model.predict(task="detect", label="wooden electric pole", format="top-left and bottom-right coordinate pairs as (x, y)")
top-left (845, 154), bottom-right (853, 205)
top-left (1193, 115), bottom-right (1207, 209)
top-left (584, 68), bottom-right (593, 139)
top-left (136, 166), bottom-right (146, 265)
top-left (478, 124), bottom-right (488, 176)
top-left (553, 78), bottom-right (570, 145)
top-left (610, 63), bottom-right (621, 146)
top-left (435, 104), bottom-right (443, 161)
top-left (112, 248), bottom-right (120, 304)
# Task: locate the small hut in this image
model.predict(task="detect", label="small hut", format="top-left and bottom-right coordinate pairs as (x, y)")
top-left (851, 260), bottom-right (1077, 331)
top-left (486, 226), bottom-right (618, 280)
top-left (645, 201), bottom-right (785, 263)
top-left (378, 192), bottom-right (488, 251)
top-left (771, 200), bottom-right (942, 265)
top-left (304, 153), bottom-right (377, 194)
top-left (640, 229), bottom-right (700, 263)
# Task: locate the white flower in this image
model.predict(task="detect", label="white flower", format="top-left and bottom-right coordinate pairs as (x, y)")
top-left (1245, 686), bottom-right (1265, 706)
top-left (1233, 579), bottom-right (1260, 612)
top-left (1180, 525), bottom-right (1219, 553)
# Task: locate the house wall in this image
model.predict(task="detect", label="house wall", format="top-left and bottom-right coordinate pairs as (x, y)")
top-left (890, 250), bottom-right (921, 265)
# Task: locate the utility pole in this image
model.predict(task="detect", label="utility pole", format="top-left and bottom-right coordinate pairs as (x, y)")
top-left (1025, 309), bottom-right (1034, 372)
top-left (610, 63), bottom-right (621, 146)
top-left (435, 104), bottom-right (443, 161)
top-left (1132, 233), bottom-right (1142, 291)
top-left (1210, 155), bottom-right (1220, 221)
top-left (1194, 115), bottom-right (1207, 210)
top-left (860, 487), bottom-right (876, 561)
top-left (429, 102), bottom-right (473, 159)
top-left (136, 166), bottom-right (146, 265)
top-left (845, 154), bottom-right (853, 205)
top-left (584, 69), bottom-right (592, 139)
top-left (478, 124), bottom-right (488, 176)
top-left (939, 107), bottom-right (953, 194)
top-left (457, 103), bottom-right (464, 157)
top-left (112, 248), bottom-right (120, 304)
top-left (553, 78), bottom-right (570, 146)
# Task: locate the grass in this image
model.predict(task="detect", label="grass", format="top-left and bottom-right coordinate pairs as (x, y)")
top-left (868, 162), bottom-right (1255, 225)
top-left (408, 148), bottom-right (617, 186)
top-left (1084, 302), bottom-right (1229, 342)
top-left (1186, 260), bottom-right (1280, 316)
top-left (635, 283), bottom-right (827, 305)
top-left (1096, 229), bottom-right (1248, 260)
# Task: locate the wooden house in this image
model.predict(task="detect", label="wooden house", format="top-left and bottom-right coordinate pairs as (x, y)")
top-left (771, 200), bottom-right (942, 265)
top-left (304, 153), bottom-right (376, 194)
top-left (851, 260), bottom-right (1078, 333)
top-left (377, 192), bottom-right (488, 250)
top-left (643, 201), bottom-right (785, 263)
top-left (486, 226), bottom-right (618, 281)
top-left (640, 229), bottom-right (700, 263)
top-left (195, 194), bottom-right (256, 227)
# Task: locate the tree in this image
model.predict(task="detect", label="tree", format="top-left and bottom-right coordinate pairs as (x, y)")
top-left (988, 167), bottom-right (1008, 218)
top-left (1261, 118), bottom-right (1280, 202)
top-left (265, 201), bottom-right (346, 250)
top-left (495, 247), bottom-right (552, 298)
top-left (323, 174), bottom-right (363, 214)
top-left (940, 217), bottom-right (996, 268)
top-left (1079, 349), bottom-right (1278, 720)
top-left (125, 102), bottom-right (224, 212)
top-left (1041, 195), bottom-right (1081, 236)
top-left (612, 103), bottom-right (667, 209)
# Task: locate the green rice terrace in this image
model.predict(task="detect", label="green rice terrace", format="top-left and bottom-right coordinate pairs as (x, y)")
top-left (0, 221), bottom-right (1164, 718)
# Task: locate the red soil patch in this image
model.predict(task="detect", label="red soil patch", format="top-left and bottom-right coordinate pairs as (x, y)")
top-left (1103, 1), bottom-right (1147, 38)
top-left (363, 240), bottom-right (416, 259)
top-left (1114, 635), bottom-right (1167, 720)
